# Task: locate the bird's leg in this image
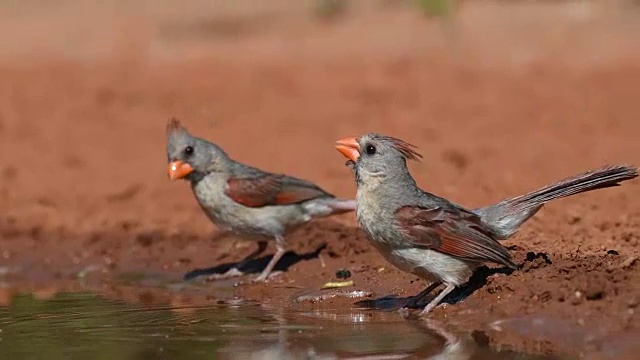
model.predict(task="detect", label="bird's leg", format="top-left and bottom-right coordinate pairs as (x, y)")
top-left (207, 241), bottom-right (268, 280)
top-left (402, 282), bottom-right (442, 309)
top-left (420, 284), bottom-right (456, 315)
top-left (254, 236), bottom-right (286, 283)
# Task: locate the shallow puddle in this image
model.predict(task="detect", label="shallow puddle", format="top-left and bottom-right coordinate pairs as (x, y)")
top-left (0, 291), bottom-right (578, 360)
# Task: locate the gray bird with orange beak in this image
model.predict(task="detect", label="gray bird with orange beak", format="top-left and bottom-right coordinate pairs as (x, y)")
top-left (335, 133), bottom-right (637, 315)
top-left (166, 119), bottom-right (355, 282)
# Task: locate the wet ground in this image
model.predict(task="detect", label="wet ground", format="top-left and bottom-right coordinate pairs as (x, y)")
top-left (1, 1), bottom-right (639, 359)
top-left (1, 285), bottom-right (638, 359)
top-left (0, 291), bottom-right (578, 359)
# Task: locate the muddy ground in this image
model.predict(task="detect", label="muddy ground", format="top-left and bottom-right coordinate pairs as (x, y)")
top-left (0, 1), bottom-right (639, 355)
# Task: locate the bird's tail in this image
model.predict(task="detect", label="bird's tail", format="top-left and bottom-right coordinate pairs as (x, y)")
top-left (475, 165), bottom-right (638, 239)
top-left (303, 198), bottom-right (356, 218)
top-left (326, 198), bottom-right (357, 214)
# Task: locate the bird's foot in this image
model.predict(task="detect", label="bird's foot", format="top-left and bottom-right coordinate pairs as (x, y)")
top-left (252, 270), bottom-right (283, 283)
top-left (418, 284), bottom-right (455, 316)
top-left (206, 267), bottom-right (244, 281)
top-left (397, 307), bottom-right (412, 317)
top-left (398, 301), bottom-right (445, 317)
top-left (419, 302), bottom-right (447, 316)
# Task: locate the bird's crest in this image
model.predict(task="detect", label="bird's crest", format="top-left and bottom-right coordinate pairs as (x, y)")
top-left (167, 117), bottom-right (189, 137)
top-left (377, 135), bottom-right (423, 161)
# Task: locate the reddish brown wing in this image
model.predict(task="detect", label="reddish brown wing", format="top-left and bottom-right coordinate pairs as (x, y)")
top-left (225, 174), bottom-right (330, 208)
top-left (394, 205), bottom-right (517, 268)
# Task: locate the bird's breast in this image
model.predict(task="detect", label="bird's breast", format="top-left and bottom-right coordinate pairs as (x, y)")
top-left (191, 176), bottom-right (230, 224)
top-left (355, 190), bottom-right (398, 247)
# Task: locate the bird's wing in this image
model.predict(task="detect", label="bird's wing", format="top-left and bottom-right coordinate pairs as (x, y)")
top-left (394, 204), bottom-right (517, 268)
top-left (225, 171), bottom-right (333, 208)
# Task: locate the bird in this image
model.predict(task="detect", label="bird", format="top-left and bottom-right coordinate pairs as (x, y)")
top-left (165, 118), bottom-right (355, 282)
top-left (334, 133), bottom-right (638, 315)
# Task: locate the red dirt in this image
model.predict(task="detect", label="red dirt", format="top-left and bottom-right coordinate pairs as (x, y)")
top-left (0, 1), bottom-right (639, 356)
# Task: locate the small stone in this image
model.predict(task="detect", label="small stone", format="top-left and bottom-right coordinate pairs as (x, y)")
top-left (571, 291), bottom-right (584, 305)
top-left (335, 269), bottom-right (351, 279)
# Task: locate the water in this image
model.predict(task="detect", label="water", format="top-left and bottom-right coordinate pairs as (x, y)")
top-left (0, 292), bottom-right (572, 360)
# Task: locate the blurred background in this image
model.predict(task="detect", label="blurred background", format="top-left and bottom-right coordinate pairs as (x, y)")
top-left (1, 0), bottom-right (637, 234)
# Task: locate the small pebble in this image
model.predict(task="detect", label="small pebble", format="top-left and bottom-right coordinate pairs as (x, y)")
top-left (571, 291), bottom-right (583, 305)
top-left (335, 269), bottom-right (351, 279)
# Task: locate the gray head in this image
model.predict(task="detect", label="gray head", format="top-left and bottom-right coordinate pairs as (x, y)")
top-left (166, 118), bottom-right (230, 182)
top-left (334, 133), bottom-right (422, 188)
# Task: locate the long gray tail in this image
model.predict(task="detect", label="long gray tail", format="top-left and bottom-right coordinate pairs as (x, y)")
top-left (475, 165), bottom-right (638, 239)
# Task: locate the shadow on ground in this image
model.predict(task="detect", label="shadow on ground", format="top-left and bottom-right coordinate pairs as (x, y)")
top-left (355, 265), bottom-right (516, 311)
top-left (183, 244), bottom-right (327, 281)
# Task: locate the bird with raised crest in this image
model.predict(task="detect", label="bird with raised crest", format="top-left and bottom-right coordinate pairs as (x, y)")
top-left (335, 133), bottom-right (637, 315)
top-left (166, 119), bottom-right (355, 282)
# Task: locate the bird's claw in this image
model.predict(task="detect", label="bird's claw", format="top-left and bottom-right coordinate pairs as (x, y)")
top-left (419, 302), bottom-right (446, 316)
top-left (397, 302), bottom-right (443, 317)
top-left (205, 267), bottom-right (244, 281)
top-left (397, 307), bottom-right (411, 317)
top-left (252, 270), bottom-right (283, 283)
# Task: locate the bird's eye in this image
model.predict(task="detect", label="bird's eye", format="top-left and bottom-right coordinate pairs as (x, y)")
top-left (365, 144), bottom-right (376, 155)
top-left (184, 146), bottom-right (194, 156)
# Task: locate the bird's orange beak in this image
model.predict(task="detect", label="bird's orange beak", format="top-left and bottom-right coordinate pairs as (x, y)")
top-left (335, 137), bottom-right (360, 162)
top-left (168, 160), bottom-right (194, 180)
